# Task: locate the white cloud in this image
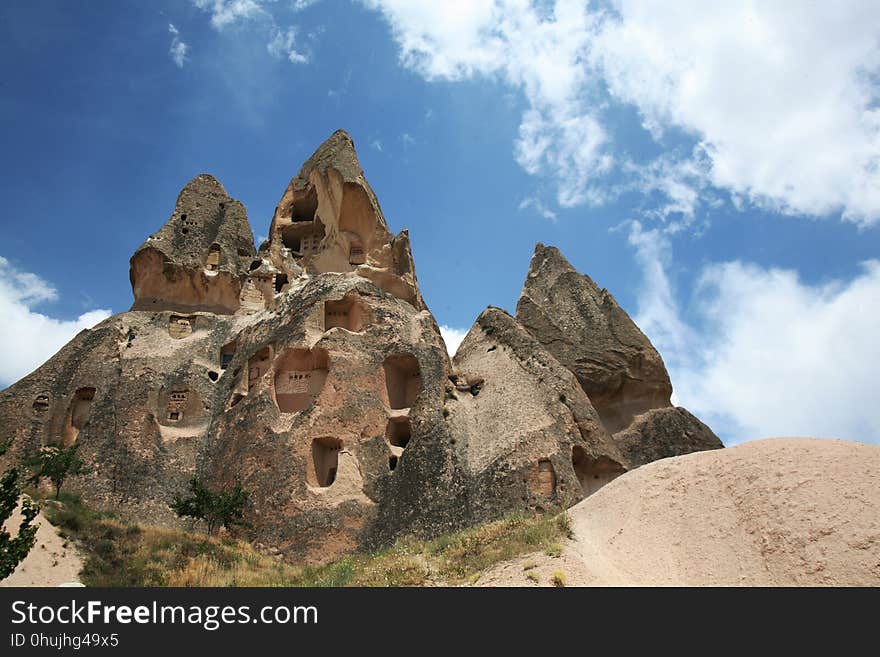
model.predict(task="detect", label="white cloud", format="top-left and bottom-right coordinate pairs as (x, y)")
top-left (440, 325), bottom-right (468, 358)
top-left (593, 0), bottom-right (880, 224)
top-left (267, 26), bottom-right (308, 63)
top-left (363, 1), bottom-right (880, 224)
top-left (362, 0), bottom-right (608, 209)
top-left (168, 23), bottom-right (190, 68)
top-left (0, 257), bottom-right (112, 388)
top-left (518, 196), bottom-right (557, 221)
top-left (370, 138), bottom-right (383, 152)
top-left (193, 0), bottom-right (268, 29)
top-left (628, 227), bottom-right (880, 445)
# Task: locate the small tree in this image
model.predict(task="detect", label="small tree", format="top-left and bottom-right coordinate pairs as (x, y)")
top-left (171, 477), bottom-right (249, 535)
top-left (26, 444), bottom-right (88, 499)
top-left (1, 440), bottom-right (39, 579)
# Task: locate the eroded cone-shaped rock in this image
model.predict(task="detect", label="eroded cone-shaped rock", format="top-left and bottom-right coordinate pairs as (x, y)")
top-left (130, 175), bottom-right (256, 314)
top-left (266, 130), bottom-right (425, 310)
top-left (446, 307), bottom-right (628, 517)
top-left (516, 244), bottom-right (672, 433)
top-left (613, 407), bottom-right (723, 468)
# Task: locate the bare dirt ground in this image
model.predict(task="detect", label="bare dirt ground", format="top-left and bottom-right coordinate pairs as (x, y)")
top-left (477, 438), bottom-right (880, 586)
top-left (1, 503), bottom-right (84, 587)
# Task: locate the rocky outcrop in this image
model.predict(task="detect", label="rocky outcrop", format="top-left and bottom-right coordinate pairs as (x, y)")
top-left (516, 244), bottom-right (672, 434)
top-left (266, 130), bottom-right (424, 310)
top-left (130, 175), bottom-right (256, 315)
top-left (0, 130), bottom-right (723, 566)
top-left (613, 407), bottom-right (723, 468)
top-left (447, 307), bottom-right (627, 517)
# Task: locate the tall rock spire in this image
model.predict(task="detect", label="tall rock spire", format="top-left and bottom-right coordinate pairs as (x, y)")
top-left (516, 243), bottom-right (673, 433)
top-left (265, 130), bottom-right (425, 309)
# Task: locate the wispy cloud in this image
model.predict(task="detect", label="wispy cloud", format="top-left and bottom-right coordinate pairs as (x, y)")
top-left (370, 138), bottom-right (383, 152)
top-left (168, 23), bottom-right (190, 68)
top-left (518, 196), bottom-right (557, 221)
top-left (0, 257), bottom-right (111, 387)
top-left (267, 26), bottom-right (308, 64)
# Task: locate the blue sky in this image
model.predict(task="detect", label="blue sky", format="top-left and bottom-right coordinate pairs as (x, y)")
top-left (1, 1), bottom-right (879, 445)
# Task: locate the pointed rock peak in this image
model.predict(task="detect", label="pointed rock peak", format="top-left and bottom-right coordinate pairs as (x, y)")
top-left (180, 173), bottom-right (228, 198)
top-left (292, 128), bottom-right (363, 186)
top-left (129, 174), bottom-right (256, 314)
top-left (516, 244), bottom-right (672, 434)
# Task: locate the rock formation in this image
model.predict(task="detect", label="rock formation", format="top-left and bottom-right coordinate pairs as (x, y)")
top-left (0, 130), bottom-right (722, 564)
top-left (516, 244), bottom-right (672, 433)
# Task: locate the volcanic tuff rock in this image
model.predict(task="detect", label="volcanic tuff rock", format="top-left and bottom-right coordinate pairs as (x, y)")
top-left (516, 244), bottom-right (673, 434)
top-left (0, 130), bottom-right (722, 564)
top-left (613, 407), bottom-right (722, 468)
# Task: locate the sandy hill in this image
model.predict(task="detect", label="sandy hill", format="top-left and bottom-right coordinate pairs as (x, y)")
top-left (479, 438), bottom-right (880, 586)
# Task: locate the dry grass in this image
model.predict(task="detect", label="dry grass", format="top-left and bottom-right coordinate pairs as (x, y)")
top-left (42, 494), bottom-right (571, 587)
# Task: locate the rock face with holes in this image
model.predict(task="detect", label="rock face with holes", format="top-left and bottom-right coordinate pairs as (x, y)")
top-left (445, 307), bottom-right (627, 520)
top-left (130, 174), bottom-right (257, 315)
top-left (0, 130), bottom-right (722, 566)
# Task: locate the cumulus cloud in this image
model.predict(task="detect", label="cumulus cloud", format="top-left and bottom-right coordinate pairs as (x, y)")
top-left (0, 257), bottom-right (112, 388)
top-left (593, 1), bottom-right (880, 224)
top-left (363, 0), bottom-right (608, 210)
top-left (440, 325), bottom-right (468, 358)
top-left (193, 0), bottom-right (268, 29)
top-left (168, 24), bottom-right (190, 68)
top-left (628, 226), bottom-right (880, 445)
top-left (363, 1), bottom-right (880, 224)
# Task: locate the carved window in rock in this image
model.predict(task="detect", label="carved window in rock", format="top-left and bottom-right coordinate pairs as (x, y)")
top-left (323, 295), bottom-right (371, 333)
top-left (167, 391), bottom-right (187, 422)
top-left (308, 437), bottom-right (342, 488)
top-left (220, 341), bottom-right (237, 370)
top-left (299, 233), bottom-right (322, 255)
top-left (248, 347), bottom-right (272, 391)
top-left (32, 393), bottom-right (50, 414)
top-left (206, 244), bottom-right (221, 271)
top-left (273, 347), bottom-right (329, 413)
top-left (383, 354), bottom-right (422, 410)
top-left (526, 459), bottom-right (557, 498)
top-left (168, 315), bottom-right (194, 339)
top-left (62, 387), bottom-right (96, 447)
top-left (348, 241), bottom-right (365, 265)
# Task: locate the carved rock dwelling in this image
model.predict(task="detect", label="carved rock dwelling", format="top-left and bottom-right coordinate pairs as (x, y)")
top-left (0, 130), bottom-right (721, 564)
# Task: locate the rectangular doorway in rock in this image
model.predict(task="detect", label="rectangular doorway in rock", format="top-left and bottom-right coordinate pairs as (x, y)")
top-left (206, 244), bottom-right (221, 271)
top-left (168, 315), bottom-right (194, 339)
top-left (62, 387), bottom-right (96, 447)
top-left (220, 341), bottom-right (237, 370)
top-left (385, 417), bottom-right (411, 448)
top-left (273, 347), bottom-right (329, 413)
top-left (348, 241), bottom-right (365, 265)
top-left (307, 437), bottom-right (342, 488)
top-left (572, 447), bottom-right (626, 497)
top-left (382, 354), bottom-right (422, 410)
top-left (324, 294), bottom-right (371, 333)
top-left (248, 347), bottom-right (272, 391)
top-left (527, 459), bottom-right (557, 498)
top-left (166, 391), bottom-right (187, 423)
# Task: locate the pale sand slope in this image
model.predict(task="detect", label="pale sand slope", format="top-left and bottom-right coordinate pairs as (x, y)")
top-left (478, 438), bottom-right (880, 586)
top-left (1, 504), bottom-right (84, 587)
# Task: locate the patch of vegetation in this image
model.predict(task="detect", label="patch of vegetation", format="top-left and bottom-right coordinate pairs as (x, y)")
top-left (171, 477), bottom-right (248, 536)
top-left (551, 570), bottom-right (566, 587)
top-left (1, 440), bottom-right (39, 579)
top-left (41, 495), bottom-right (571, 587)
top-left (25, 444), bottom-right (87, 499)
